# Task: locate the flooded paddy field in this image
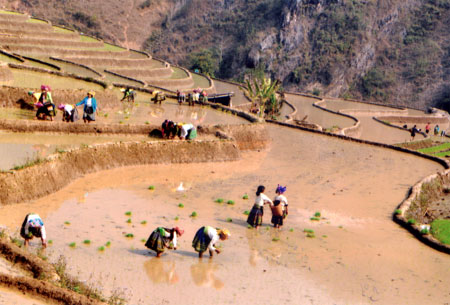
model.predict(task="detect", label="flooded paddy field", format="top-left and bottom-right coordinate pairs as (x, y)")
top-left (0, 131), bottom-right (150, 170)
top-left (1, 125), bottom-right (448, 305)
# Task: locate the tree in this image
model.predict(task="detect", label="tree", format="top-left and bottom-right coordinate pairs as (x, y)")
top-left (188, 49), bottom-right (219, 77)
top-left (240, 76), bottom-right (281, 117)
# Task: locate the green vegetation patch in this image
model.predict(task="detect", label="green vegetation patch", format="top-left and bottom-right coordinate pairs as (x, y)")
top-left (418, 142), bottom-right (450, 154)
top-left (215, 198), bottom-right (224, 203)
top-left (125, 211), bottom-right (132, 216)
top-left (148, 185), bottom-right (155, 190)
top-left (190, 211), bottom-right (198, 217)
top-left (430, 219), bottom-right (450, 245)
top-left (83, 240), bottom-right (91, 245)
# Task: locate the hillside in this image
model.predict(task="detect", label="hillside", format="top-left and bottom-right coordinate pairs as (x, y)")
top-left (1, 0), bottom-right (450, 110)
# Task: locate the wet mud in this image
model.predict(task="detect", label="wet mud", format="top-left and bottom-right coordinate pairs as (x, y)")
top-left (0, 125), bottom-right (447, 304)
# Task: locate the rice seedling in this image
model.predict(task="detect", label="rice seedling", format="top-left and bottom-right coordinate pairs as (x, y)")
top-left (69, 242), bottom-right (76, 248)
top-left (125, 233), bottom-right (134, 238)
top-left (322, 235), bottom-right (328, 238)
top-left (98, 246), bottom-right (105, 252)
top-left (145, 121), bottom-right (150, 125)
top-left (104, 113), bottom-right (108, 117)
top-left (394, 209), bottom-right (402, 215)
top-left (266, 227), bottom-right (270, 231)
top-left (174, 216), bottom-right (179, 221)
top-left (64, 221), bottom-right (71, 225)
top-left (105, 241), bottom-right (111, 247)
top-left (190, 211), bottom-right (198, 217)
top-left (215, 198), bottom-right (224, 203)
top-left (242, 194), bottom-right (249, 200)
top-left (119, 120), bottom-right (124, 124)
top-left (178, 203), bottom-right (184, 208)
top-left (338, 225), bottom-right (343, 229)
top-left (247, 225), bottom-right (253, 229)
top-left (272, 237), bottom-right (280, 242)
top-left (126, 219), bottom-right (132, 224)
top-left (83, 240), bottom-right (91, 245)
top-left (140, 220), bottom-right (147, 225)
top-left (303, 229), bottom-right (314, 234)
top-left (48, 240), bottom-right (53, 244)
top-left (310, 217), bottom-right (320, 221)
top-left (226, 217), bottom-right (233, 222)
top-left (314, 212), bottom-right (321, 217)
top-left (125, 211), bottom-right (132, 216)
top-left (407, 219), bottom-right (416, 225)
top-left (420, 228), bottom-right (429, 235)
top-left (306, 233), bottom-right (315, 238)
top-left (243, 210), bottom-right (250, 215)
top-left (289, 228), bottom-right (294, 232)
top-left (148, 185), bottom-right (155, 190)
top-left (227, 200), bottom-right (235, 205)
top-left (140, 238), bottom-right (146, 243)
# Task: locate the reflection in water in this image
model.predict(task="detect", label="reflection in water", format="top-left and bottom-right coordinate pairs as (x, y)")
top-left (190, 260), bottom-right (224, 290)
top-left (148, 105), bottom-right (166, 118)
top-left (144, 258), bottom-right (179, 285)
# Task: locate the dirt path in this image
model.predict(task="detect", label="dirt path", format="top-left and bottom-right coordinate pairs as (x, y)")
top-left (0, 124), bottom-right (447, 304)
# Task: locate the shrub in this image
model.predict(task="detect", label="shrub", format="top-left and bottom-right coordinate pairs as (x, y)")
top-left (407, 219), bottom-right (416, 225)
top-left (430, 219), bottom-right (450, 244)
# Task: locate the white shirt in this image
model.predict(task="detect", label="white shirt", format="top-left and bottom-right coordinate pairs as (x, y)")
top-left (275, 194), bottom-right (288, 210)
top-left (180, 124), bottom-right (194, 138)
top-left (161, 229), bottom-right (177, 248)
top-left (254, 193), bottom-right (272, 207)
top-left (64, 104), bottom-right (73, 113)
top-left (205, 226), bottom-right (219, 251)
top-left (86, 98), bottom-right (92, 107)
top-left (24, 214), bottom-right (46, 240)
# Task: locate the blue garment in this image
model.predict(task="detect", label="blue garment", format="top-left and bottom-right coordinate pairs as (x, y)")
top-left (76, 97), bottom-right (97, 113)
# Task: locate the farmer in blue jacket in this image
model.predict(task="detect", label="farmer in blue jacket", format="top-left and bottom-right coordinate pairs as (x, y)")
top-left (76, 91), bottom-right (97, 123)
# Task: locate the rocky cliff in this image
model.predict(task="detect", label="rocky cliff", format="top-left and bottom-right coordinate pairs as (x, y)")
top-left (3, 0), bottom-right (450, 110)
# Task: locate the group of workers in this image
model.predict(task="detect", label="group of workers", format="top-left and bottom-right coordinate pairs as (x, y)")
top-left (30, 85), bottom-right (97, 124)
top-left (409, 123), bottom-right (448, 140)
top-left (177, 89), bottom-right (208, 106)
top-left (20, 184), bottom-right (288, 259)
top-left (161, 119), bottom-right (197, 140)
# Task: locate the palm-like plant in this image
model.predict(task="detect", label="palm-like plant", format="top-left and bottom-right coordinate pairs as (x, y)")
top-left (240, 76), bottom-right (281, 117)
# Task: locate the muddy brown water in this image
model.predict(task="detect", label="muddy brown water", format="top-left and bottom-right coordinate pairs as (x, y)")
top-left (0, 131), bottom-right (150, 170)
top-left (1, 124), bottom-right (448, 304)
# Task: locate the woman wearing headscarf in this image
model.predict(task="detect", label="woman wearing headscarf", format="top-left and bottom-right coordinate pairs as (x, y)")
top-left (145, 227), bottom-right (184, 258)
top-left (274, 184), bottom-right (288, 218)
top-left (247, 185), bottom-right (273, 229)
top-left (20, 213), bottom-right (47, 248)
top-left (192, 226), bottom-right (230, 258)
top-left (34, 85), bottom-right (55, 121)
top-left (76, 91), bottom-right (97, 123)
